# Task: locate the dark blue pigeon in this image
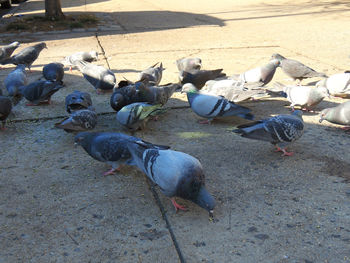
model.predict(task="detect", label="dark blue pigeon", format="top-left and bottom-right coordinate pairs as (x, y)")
top-left (74, 132), bottom-right (169, 176)
top-left (233, 111), bottom-right (304, 156)
top-left (19, 80), bottom-right (63, 106)
top-left (43, 62), bottom-right (64, 84)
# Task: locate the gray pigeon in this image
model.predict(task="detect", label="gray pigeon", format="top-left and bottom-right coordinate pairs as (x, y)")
top-left (179, 69), bottom-right (226, 89)
top-left (233, 110), bottom-right (304, 156)
top-left (43, 62), bottom-right (64, 84)
top-left (63, 51), bottom-right (98, 71)
top-left (110, 82), bottom-right (142, 112)
top-left (316, 72), bottom-right (350, 97)
top-left (138, 62), bottom-right (164, 85)
top-left (65, 90), bottom-right (93, 113)
top-left (74, 132), bottom-right (169, 176)
top-left (74, 60), bottom-right (116, 93)
top-left (202, 79), bottom-right (268, 102)
top-left (4, 64), bottom-right (27, 97)
top-left (271, 53), bottom-right (327, 83)
top-left (2, 42), bottom-right (47, 70)
top-left (116, 103), bottom-right (165, 131)
top-left (0, 96), bottom-right (12, 130)
top-left (0, 41), bottom-right (20, 65)
top-left (127, 140), bottom-right (216, 215)
top-left (137, 82), bottom-right (181, 105)
top-left (176, 57), bottom-right (202, 72)
top-left (231, 59), bottom-right (280, 86)
top-left (19, 80), bottom-right (63, 105)
top-left (55, 107), bottom-right (97, 132)
top-left (274, 82), bottom-right (329, 111)
top-left (319, 101), bottom-right (350, 130)
top-left (183, 83), bottom-right (254, 124)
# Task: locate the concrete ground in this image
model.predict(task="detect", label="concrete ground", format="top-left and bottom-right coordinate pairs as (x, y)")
top-left (1, 0), bottom-right (350, 262)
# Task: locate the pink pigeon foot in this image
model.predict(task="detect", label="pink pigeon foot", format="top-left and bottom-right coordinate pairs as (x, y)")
top-left (275, 146), bottom-right (294, 156)
top-left (103, 167), bottom-right (121, 176)
top-left (198, 119), bottom-right (211, 124)
top-left (171, 198), bottom-right (187, 212)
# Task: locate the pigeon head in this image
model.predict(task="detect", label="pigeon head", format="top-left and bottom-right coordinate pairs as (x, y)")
top-left (176, 167), bottom-right (216, 213)
top-left (292, 110), bottom-right (303, 119)
top-left (16, 64), bottom-right (26, 71)
top-left (37, 42), bottom-right (48, 50)
top-left (104, 74), bottom-right (116, 86)
top-left (316, 85), bottom-right (330, 98)
top-left (89, 51), bottom-right (98, 61)
top-left (315, 79), bottom-right (326, 88)
top-left (181, 83), bottom-right (198, 93)
top-left (271, 53), bottom-right (286, 61)
top-left (74, 132), bottom-right (96, 149)
top-left (190, 58), bottom-right (202, 70)
top-left (110, 92), bottom-right (125, 111)
top-left (319, 108), bottom-right (331, 123)
top-left (66, 91), bottom-right (92, 113)
top-left (270, 59), bottom-right (280, 67)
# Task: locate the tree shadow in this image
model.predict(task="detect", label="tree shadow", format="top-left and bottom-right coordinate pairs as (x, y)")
top-left (0, 10), bottom-right (225, 42)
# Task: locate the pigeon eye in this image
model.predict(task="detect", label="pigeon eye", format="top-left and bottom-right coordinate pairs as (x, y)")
top-left (71, 96), bottom-right (76, 100)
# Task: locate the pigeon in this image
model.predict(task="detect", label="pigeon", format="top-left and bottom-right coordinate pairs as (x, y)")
top-left (4, 64), bottom-right (27, 98)
top-left (74, 60), bottom-right (116, 93)
top-left (271, 53), bottom-right (327, 83)
top-left (179, 69), bottom-right (226, 89)
top-left (316, 72), bottom-right (350, 97)
top-left (233, 110), bottom-right (304, 156)
top-left (74, 132), bottom-right (169, 176)
top-left (2, 42), bottom-right (47, 70)
top-left (231, 59), bottom-right (280, 86)
top-left (319, 101), bottom-right (350, 130)
top-left (201, 79), bottom-right (269, 103)
top-left (0, 96), bottom-right (12, 130)
top-left (138, 62), bottom-right (164, 85)
top-left (19, 80), bottom-right (63, 106)
top-left (63, 51), bottom-right (98, 71)
top-left (176, 57), bottom-right (202, 72)
top-left (137, 82), bottom-right (181, 105)
top-left (274, 82), bottom-right (329, 111)
top-left (0, 41), bottom-right (20, 65)
top-left (43, 62), bottom-right (64, 84)
top-left (55, 107), bottom-right (97, 132)
top-left (110, 82), bottom-right (144, 112)
top-left (182, 83), bottom-right (254, 124)
top-left (65, 90), bottom-right (93, 114)
top-left (116, 103), bottom-right (166, 131)
top-left (127, 140), bottom-right (216, 215)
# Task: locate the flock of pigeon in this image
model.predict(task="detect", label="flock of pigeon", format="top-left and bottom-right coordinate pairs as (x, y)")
top-left (0, 40), bottom-right (349, 217)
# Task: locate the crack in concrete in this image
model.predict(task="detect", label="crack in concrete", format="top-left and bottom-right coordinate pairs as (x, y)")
top-left (108, 45), bottom-right (280, 56)
top-left (147, 180), bottom-right (186, 263)
top-left (95, 33), bottom-right (111, 70)
top-left (7, 106), bottom-right (190, 123)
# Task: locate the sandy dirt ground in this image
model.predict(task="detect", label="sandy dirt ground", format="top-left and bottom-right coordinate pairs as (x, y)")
top-left (1, 0), bottom-right (350, 262)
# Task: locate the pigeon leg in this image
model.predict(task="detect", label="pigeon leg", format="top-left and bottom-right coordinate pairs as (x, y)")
top-left (340, 126), bottom-right (350, 131)
top-left (171, 198), bottom-right (187, 212)
top-left (198, 119), bottom-right (211, 124)
top-left (103, 167), bottom-right (121, 176)
top-left (275, 146), bottom-right (294, 156)
top-left (69, 66), bottom-right (73, 72)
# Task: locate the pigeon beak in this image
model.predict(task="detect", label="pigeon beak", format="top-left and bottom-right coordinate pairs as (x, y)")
top-left (209, 210), bottom-right (214, 218)
top-left (74, 142), bottom-right (78, 148)
top-left (319, 117), bottom-right (324, 123)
